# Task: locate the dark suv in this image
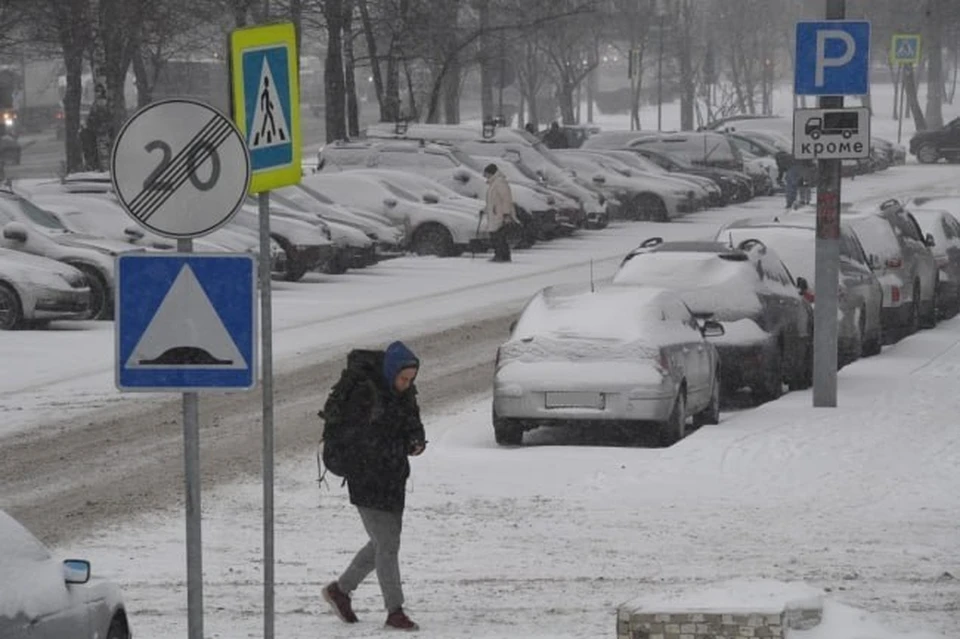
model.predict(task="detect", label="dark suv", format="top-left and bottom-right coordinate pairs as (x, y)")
top-left (909, 117), bottom-right (960, 164)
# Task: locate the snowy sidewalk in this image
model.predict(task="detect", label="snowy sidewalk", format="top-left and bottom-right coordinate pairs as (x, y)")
top-left (64, 317), bottom-right (960, 638)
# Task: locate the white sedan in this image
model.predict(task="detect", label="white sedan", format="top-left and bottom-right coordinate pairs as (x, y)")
top-left (0, 510), bottom-right (130, 638)
top-left (492, 285), bottom-right (724, 446)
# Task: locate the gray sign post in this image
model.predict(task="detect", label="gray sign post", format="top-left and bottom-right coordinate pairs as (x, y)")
top-left (111, 98), bottom-right (253, 639)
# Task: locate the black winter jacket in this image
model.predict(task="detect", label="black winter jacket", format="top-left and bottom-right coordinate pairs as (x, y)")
top-left (335, 349), bottom-right (425, 513)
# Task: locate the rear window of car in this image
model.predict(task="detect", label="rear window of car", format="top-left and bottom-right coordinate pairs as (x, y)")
top-left (848, 216), bottom-right (902, 262)
top-left (637, 134), bottom-right (740, 165)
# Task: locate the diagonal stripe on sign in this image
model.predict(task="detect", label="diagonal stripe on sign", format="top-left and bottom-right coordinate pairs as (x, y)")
top-left (130, 118), bottom-right (233, 220)
top-left (131, 120), bottom-right (234, 221)
top-left (135, 122), bottom-right (235, 223)
top-left (128, 116), bottom-right (225, 214)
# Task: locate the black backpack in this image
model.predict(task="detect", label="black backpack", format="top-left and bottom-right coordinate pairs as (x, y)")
top-left (317, 369), bottom-right (363, 480)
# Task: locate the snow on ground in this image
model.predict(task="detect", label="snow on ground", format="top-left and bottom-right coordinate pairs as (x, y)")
top-left (2, 165), bottom-right (957, 439)
top-left (64, 312), bottom-right (960, 639)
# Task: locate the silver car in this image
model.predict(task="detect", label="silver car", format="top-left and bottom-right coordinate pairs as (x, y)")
top-left (0, 510), bottom-right (130, 639)
top-left (0, 248), bottom-right (90, 329)
top-left (492, 285), bottom-right (724, 447)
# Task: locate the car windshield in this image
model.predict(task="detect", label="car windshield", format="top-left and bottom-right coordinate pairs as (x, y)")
top-left (58, 210), bottom-right (103, 234)
top-left (724, 227), bottom-right (814, 282)
top-left (379, 180), bottom-right (420, 202)
top-left (848, 216), bottom-right (901, 262)
top-left (451, 148), bottom-right (484, 172)
top-left (607, 151), bottom-right (668, 174)
top-left (295, 183), bottom-right (336, 205)
top-left (639, 135), bottom-right (739, 164)
top-left (10, 197), bottom-right (69, 231)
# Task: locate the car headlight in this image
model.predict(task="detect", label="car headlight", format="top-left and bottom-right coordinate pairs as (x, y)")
top-left (58, 271), bottom-right (87, 288)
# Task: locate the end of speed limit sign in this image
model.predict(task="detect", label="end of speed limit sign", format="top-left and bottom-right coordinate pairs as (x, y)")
top-left (110, 98), bottom-right (252, 240)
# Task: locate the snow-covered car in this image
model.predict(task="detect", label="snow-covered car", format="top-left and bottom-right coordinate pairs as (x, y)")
top-left (835, 202), bottom-right (938, 342)
top-left (717, 217), bottom-right (884, 365)
top-left (553, 149), bottom-right (699, 221)
top-left (0, 191), bottom-right (142, 320)
top-left (492, 285), bottom-right (723, 446)
top-left (232, 203), bottom-right (335, 281)
top-left (0, 509), bottom-right (131, 639)
top-left (0, 248), bottom-right (90, 329)
top-left (628, 147), bottom-right (752, 205)
top-left (613, 239), bottom-right (814, 402)
top-left (591, 149), bottom-right (723, 208)
top-left (254, 196), bottom-right (375, 272)
top-left (301, 172), bottom-right (488, 257)
top-left (26, 192), bottom-right (274, 259)
top-left (274, 184), bottom-right (406, 254)
top-left (908, 207), bottom-right (960, 319)
top-left (740, 152), bottom-right (777, 195)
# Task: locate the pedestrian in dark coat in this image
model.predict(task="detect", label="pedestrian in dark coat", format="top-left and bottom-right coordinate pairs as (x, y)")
top-left (322, 341), bottom-right (426, 631)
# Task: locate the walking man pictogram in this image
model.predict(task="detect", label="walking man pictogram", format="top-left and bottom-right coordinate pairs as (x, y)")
top-left (255, 75), bottom-right (285, 146)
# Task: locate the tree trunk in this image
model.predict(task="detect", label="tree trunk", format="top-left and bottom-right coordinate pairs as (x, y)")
top-left (384, 44), bottom-right (401, 120)
top-left (477, 0), bottom-right (494, 119)
top-left (343, 1), bottom-right (359, 136)
top-left (924, 0), bottom-right (944, 129)
top-left (442, 56), bottom-right (461, 124)
top-left (324, 0), bottom-right (347, 142)
top-left (558, 82), bottom-right (576, 124)
top-left (890, 62), bottom-right (900, 119)
top-left (525, 74), bottom-right (540, 131)
top-left (290, 0), bottom-right (303, 61)
top-left (62, 46), bottom-right (85, 173)
top-left (404, 60), bottom-right (417, 119)
top-left (904, 64), bottom-right (928, 131)
top-left (131, 45), bottom-right (151, 108)
top-left (358, 0), bottom-right (386, 119)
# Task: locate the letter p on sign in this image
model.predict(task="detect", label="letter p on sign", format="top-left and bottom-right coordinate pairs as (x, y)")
top-left (795, 21), bottom-right (870, 96)
top-left (815, 30), bottom-right (855, 87)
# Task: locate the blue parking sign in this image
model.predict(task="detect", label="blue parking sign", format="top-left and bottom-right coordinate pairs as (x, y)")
top-left (795, 21), bottom-right (871, 96)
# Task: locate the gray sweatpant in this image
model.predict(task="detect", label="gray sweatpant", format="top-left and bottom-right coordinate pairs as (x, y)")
top-left (337, 506), bottom-right (405, 612)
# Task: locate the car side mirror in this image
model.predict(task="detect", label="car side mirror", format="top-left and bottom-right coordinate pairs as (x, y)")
top-left (124, 226), bottom-right (144, 240)
top-left (796, 276), bottom-right (810, 293)
top-left (383, 198), bottom-right (398, 208)
top-left (700, 319), bottom-right (725, 338)
top-left (925, 233), bottom-right (936, 247)
top-left (2, 222), bottom-right (27, 242)
top-left (592, 174), bottom-right (606, 184)
top-left (63, 559), bottom-right (91, 584)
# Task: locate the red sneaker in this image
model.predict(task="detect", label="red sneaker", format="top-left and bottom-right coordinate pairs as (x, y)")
top-left (322, 581), bottom-right (358, 623)
top-left (385, 607), bottom-right (419, 631)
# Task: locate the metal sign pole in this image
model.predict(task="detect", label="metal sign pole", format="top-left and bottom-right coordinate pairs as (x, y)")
top-left (897, 65), bottom-right (907, 145)
top-left (177, 237), bottom-right (205, 639)
top-left (259, 189), bottom-right (275, 639)
top-left (812, 0), bottom-right (845, 408)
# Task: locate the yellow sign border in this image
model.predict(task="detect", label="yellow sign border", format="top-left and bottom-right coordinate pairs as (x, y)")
top-left (890, 33), bottom-right (922, 66)
top-left (229, 22), bottom-right (301, 193)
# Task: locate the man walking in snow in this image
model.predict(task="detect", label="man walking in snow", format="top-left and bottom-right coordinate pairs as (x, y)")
top-left (322, 341), bottom-right (426, 631)
top-left (482, 163), bottom-right (519, 263)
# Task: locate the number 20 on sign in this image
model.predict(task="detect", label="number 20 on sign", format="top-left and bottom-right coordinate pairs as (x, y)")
top-left (110, 98), bottom-right (252, 240)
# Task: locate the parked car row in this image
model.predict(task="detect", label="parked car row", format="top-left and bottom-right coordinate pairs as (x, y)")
top-left (490, 197), bottom-right (960, 447)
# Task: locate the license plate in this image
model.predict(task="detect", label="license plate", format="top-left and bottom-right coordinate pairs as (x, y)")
top-left (544, 391), bottom-right (605, 409)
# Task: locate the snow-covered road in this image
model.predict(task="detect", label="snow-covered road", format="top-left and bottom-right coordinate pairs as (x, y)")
top-left (65, 312), bottom-right (960, 639)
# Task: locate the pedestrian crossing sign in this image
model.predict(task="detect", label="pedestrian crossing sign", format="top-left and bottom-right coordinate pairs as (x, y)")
top-left (229, 22), bottom-right (301, 193)
top-left (890, 33), bottom-right (921, 66)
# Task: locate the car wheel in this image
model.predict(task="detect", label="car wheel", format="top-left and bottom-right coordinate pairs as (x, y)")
top-left (493, 413), bottom-right (523, 446)
top-left (692, 372), bottom-right (720, 428)
top-left (658, 387), bottom-right (687, 446)
top-left (906, 282), bottom-right (921, 335)
top-left (917, 143), bottom-right (940, 164)
top-left (862, 304), bottom-right (884, 356)
top-left (754, 345), bottom-right (783, 403)
top-left (71, 264), bottom-right (109, 321)
top-left (921, 284), bottom-right (938, 329)
top-left (787, 339), bottom-right (813, 391)
top-left (636, 193), bottom-right (668, 222)
top-left (106, 614), bottom-right (130, 639)
top-left (0, 283), bottom-right (23, 330)
top-left (412, 223), bottom-right (455, 257)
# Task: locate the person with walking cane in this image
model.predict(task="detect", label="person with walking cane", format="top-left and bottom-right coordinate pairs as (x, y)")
top-left (481, 163), bottom-right (519, 263)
